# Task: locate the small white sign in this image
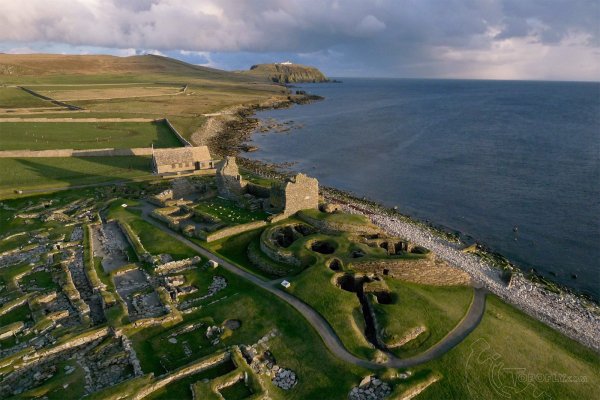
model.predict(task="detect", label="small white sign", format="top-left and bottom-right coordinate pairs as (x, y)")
top-left (281, 280), bottom-right (291, 288)
top-left (121, 204), bottom-right (128, 208)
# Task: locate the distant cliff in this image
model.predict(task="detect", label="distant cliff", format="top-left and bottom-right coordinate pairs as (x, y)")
top-left (240, 63), bottom-right (328, 83)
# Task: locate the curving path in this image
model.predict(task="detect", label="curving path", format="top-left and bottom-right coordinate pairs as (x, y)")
top-left (141, 211), bottom-right (487, 369)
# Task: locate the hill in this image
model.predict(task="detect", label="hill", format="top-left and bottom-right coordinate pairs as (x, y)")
top-left (239, 63), bottom-right (328, 83)
top-left (0, 54), bottom-right (260, 84)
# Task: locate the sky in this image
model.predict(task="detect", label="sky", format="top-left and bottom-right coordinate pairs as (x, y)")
top-left (0, 0), bottom-right (598, 81)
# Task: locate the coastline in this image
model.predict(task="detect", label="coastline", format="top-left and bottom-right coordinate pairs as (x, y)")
top-left (191, 93), bottom-right (323, 157)
top-left (196, 94), bottom-right (600, 353)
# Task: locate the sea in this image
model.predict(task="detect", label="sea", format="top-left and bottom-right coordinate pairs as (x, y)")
top-left (244, 78), bottom-right (600, 299)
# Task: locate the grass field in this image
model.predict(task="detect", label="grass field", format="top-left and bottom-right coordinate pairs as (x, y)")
top-left (0, 156), bottom-right (153, 196)
top-left (0, 87), bottom-right (50, 109)
top-left (371, 280), bottom-right (473, 357)
top-left (194, 197), bottom-right (268, 224)
top-left (415, 295), bottom-right (600, 399)
top-left (0, 120), bottom-right (181, 150)
top-left (0, 54), bottom-right (287, 145)
top-left (34, 85), bottom-right (183, 101)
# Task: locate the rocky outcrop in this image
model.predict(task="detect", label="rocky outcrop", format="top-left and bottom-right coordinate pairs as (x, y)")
top-left (241, 63), bottom-right (328, 83)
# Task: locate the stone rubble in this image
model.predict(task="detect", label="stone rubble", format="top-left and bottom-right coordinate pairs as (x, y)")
top-left (239, 330), bottom-right (298, 391)
top-left (348, 375), bottom-right (392, 400)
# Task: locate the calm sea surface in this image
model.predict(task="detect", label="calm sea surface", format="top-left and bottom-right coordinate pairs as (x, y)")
top-left (245, 78), bottom-right (600, 298)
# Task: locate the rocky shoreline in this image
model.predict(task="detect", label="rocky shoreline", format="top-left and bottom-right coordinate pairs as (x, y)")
top-left (197, 93), bottom-right (322, 157)
top-left (196, 94), bottom-right (600, 353)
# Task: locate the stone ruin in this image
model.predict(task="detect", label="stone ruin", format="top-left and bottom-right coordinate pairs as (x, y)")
top-left (215, 156), bottom-right (319, 216)
top-left (349, 375), bottom-right (392, 400)
top-left (268, 173), bottom-right (319, 216)
top-left (240, 329), bottom-right (298, 390)
top-left (150, 178), bottom-right (209, 206)
top-left (216, 157), bottom-right (247, 199)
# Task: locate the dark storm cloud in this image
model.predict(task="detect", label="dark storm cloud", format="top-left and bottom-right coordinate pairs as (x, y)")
top-left (0, 0), bottom-right (597, 80)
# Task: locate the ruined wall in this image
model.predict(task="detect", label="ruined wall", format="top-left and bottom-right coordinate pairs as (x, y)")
top-left (283, 173), bottom-right (319, 215)
top-left (247, 242), bottom-right (293, 277)
top-left (114, 220), bottom-right (152, 263)
top-left (0, 294), bottom-right (31, 317)
top-left (205, 220), bottom-right (268, 243)
top-left (22, 327), bottom-right (110, 364)
top-left (130, 351), bottom-right (231, 400)
top-left (297, 212), bottom-right (381, 236)
top-left (351, 258), bottom-right (471, 286)
top-left (154, 256), bottom-right (202, 275)
top-left (269, 173), bottom-right (319, 215)
top-left (216, 156), bottom-right (247, 199)
top-left (246, 182), bottom-right (271, 198)
top-left (84, 224), bottom-right (106, 292)
top-left (259, 227), bottom-right (302, 267)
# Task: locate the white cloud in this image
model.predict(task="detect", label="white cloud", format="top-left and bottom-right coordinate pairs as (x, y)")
top-left (0, 0), bottom-right (597, 80)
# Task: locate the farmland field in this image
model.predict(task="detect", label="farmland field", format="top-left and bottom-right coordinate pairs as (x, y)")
top-left (0, 120), bottom-right (182, 150)
top-left (0, 87), bottom-right (51, 108)
top-left (0, 156), bottom-right (152, 195)
top-left (34, 85), bottom-right (184, 101)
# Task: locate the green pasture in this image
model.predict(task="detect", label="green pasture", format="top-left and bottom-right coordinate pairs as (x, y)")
top-left (0, 120), bottom-right (181, 150)
top-left (371, 280), bottom-right (473, 357)
top-left (0, 156), bottom-right (153, 196)
top-left (417, 295), bottom-right (600, 399)
top-left (0, 87), bottom-right (51, 109)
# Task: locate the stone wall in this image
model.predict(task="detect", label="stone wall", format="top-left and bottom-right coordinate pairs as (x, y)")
top-left (154, 256), bottom-right (202, 275)
top-left (0, 294), bottom-right (31, 317)
top-left (247, 242), bottom-right (290, 277)
top-left (114, 220), bottom-right (151, 263)
top-left (246, 182), bottom-right (271, 198)
top-left (0, 322), bottom-right (25, 340)
top-left (351, 257), bottom-right (471, 286)
top-left (259, 227), bottom-right (302, 267)
top-left (22, 327), bottom-right (110, 364)
top-left (84, 224), bottom-right (106, 292)
top-left (130, 351), bottom-right (231, 400)
top-left (164, 118), bottom-right (192, 147)
top-left (298, 211), bottom-right (381, 236)
top-left (0, 147), bottom-right (154, 158)
top-left (216, 156), bottom-right (247, 199)
top-left (270, 173), bottom-right (319, 216)
top-left (205, 220), bottom-right (267, 243)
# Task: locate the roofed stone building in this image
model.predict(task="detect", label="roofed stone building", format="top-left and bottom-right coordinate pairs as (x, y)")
top-left (152, 146), bottom-right (215, 175)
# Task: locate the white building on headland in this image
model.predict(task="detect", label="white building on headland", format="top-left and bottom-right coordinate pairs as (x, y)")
top-left (277, 61), bottom-right (293, 65)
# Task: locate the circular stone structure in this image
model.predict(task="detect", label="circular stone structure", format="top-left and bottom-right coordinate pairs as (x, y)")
top-left (309, 240), bottom-right (336, 254)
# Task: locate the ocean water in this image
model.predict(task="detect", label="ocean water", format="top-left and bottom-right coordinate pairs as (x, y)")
top-left (245, 78), bottom-right (600, 298)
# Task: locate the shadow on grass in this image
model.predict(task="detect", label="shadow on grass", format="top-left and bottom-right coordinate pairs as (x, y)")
top-left (13, 156), bottom-right (152, 190)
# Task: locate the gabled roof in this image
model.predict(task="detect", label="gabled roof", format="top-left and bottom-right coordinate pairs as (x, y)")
top-left (152, 146), bottom-right (212, 166)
